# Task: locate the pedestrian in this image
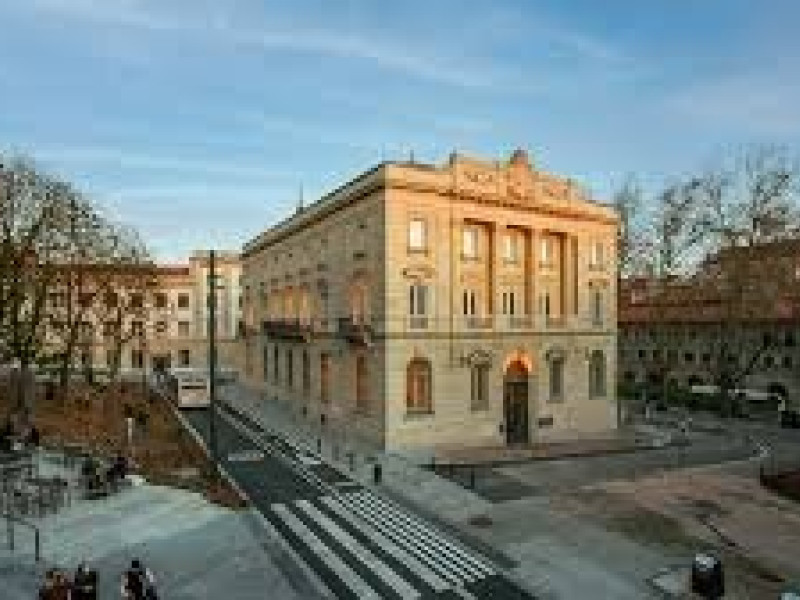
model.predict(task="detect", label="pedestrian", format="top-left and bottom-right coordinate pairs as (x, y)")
top-left (27, 423), bottom-right (41, 448)
top-left (52, 570), bottom-right (72, 600)
top-left (73, 562), bottom-right (98, 600)
top-left (122, 559), bottom-right (158, 600)
top-left (38, 569), bottom-right (56, 600)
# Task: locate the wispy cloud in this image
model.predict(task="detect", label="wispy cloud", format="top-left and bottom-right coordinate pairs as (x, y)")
top-left (666, 69), bottom-right (800, 136)
top-left (22, 0), bottom-right (497, 89)
top-left (20, 0), bottom-right (630, 92)
top-left (32, 144), bottom-right (286, 181)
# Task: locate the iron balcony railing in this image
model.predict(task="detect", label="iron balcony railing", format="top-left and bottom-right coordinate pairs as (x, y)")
top-left (337, 317), bottom-right (372, 344)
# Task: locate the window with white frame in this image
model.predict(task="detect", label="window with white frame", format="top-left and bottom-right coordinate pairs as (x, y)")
top-left (178, 321), bottom-right (190, 337)
top-left (409, 284), bottom-right (428, 316)
top-left (502, 291), bottom-right (517, 316)
top-left (590, 241), bottom-right (604, 268)
top-left (408, 218), bottom-right (427, 251)
top-left (549, 356), bottom-right (564, 401)
top-left (503, 232), bottom-right (520, 263)
top-left (462, 289), bottom-right (478, 315)
top-left (592, 289), bottom-right (603, 324)
top-left (470, 364), bottom-right (490, 411)
top-left (462, 226), bottom-right (478, 259)
top-left (540, 237), bottom-right (551, 265)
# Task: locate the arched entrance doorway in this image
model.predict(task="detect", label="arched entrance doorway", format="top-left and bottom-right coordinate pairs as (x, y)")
top-left (503, 360), bottom-right (529, 445)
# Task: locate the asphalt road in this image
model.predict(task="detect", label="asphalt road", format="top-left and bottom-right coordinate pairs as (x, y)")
top-left (180, 405), bottom-right (535, 600)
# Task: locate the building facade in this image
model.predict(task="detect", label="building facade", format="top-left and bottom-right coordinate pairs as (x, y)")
top-left (46, 250), bottom-right (242, 377)
top-left (619, 262), bottom-right (800, 411)
top-left (241, 150), bottom-right (618, 452)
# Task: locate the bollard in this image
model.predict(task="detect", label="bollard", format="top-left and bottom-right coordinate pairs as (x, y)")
top-left (34, 529), bottom-right (40, 562)
top-left (373, 462), bottom-right (382, 485)
top-left (316, 438), bottom-right (322, 454)
top-left (469, 466), bottom-right (476, 489)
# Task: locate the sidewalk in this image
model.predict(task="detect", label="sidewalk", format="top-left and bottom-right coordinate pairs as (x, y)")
top-left (1, 450), bottom-right (303, 599)
top-left (218, 383), bottom-right (493, 524)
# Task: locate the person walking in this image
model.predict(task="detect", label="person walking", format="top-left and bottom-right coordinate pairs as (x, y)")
top-left (73, 562), bottom-right (97, 600)
top-left (38, 569), bottom-right (56, 600)
top-left (122, 559), bottom-right (157, 600)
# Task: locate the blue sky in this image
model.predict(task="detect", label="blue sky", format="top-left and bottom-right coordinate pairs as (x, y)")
top-left (2, 0), bottom-right (799, 260)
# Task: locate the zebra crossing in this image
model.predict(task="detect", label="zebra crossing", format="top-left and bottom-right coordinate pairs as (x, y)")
top-left (269, 489), bottom-right (496, 599)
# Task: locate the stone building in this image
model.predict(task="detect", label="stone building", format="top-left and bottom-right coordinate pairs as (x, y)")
top-left (618, 242), bottom-right (800, 410)
top-left (46, 250), bottom-right (242, 377)
top-left (240, 150), bottom-right (618, 452)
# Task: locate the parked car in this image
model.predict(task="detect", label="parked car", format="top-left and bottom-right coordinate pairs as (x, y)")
top-left (780, 410), bottom-right (800, 429)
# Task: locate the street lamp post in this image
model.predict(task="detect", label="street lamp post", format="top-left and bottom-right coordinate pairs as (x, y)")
top-left (208, 250), bottom-right (219, 481)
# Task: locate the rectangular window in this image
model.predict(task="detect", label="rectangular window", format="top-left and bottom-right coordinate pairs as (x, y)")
top-left (592, 290), bottom-right (603, 324)
top-left (131, 349), bottom-right (144, 369)
top-left (130, 294), bottom-right (143, 309)
top-left (286, 349), bottom-right (294, 388)
top-left (549, 358), bottom-right (564, 401)
top-left (503, 232), bottom-right (520, 263)
top-left (501, 291), bottom-right (516, 315)
top-left (408, 218), bottom-right (427, 251)
top-left (355, 356), bottom-right (368, 412)
top-left (462, 227), bottom-right (478, 259)
top-left (179, 349), bottom-right (190, 367)
top-left (154, 293), bottom-right (168, 308)
top-left (104, 292), bottom-right (118, 308)
top-left (79, 293), bottom-right (94, 308)
top-left (540, 237), bottom-right (551, 265)
top-left (178, 321), bottom-right (190, 337)
top-left (177, 294), bottom-right (190, 309)
top-left (102, 322), bottom-right (116, 337)
top-left (409, 284), bottom-right (427, 315)
top-left (155, 321), bottom-right (168, 336)
top-left (302, 351), bottom-right (311, 394)
top-left (590, 241), bottom-right (605, 268)
top-left (131, 321), bottom-right (144, 337)
top-left (470, 365), bottom-right (489, 411)
top-left (462, 290), bottom-right (477, 316)
top-left (320, 353), bottom-right (330, 405)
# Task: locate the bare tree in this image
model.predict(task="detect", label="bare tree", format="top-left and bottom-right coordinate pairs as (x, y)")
top-left (688, 146), bottom-right (800, 414)
top-left (0, 152), bottom-right (153, 419)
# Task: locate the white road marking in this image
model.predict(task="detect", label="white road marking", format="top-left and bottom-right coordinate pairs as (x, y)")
top-left (296, 499), bottom-right (420, 599)
top-left (320, 495), bottom-right (450, 593)
top-left (272, 503), bottom-right (382, 600)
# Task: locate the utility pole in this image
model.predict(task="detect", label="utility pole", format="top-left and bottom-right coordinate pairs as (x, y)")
top-left (208, 250), bottom-right (218, 480)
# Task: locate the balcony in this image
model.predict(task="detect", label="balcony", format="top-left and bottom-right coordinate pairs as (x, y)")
top-left (338, 317), bottom-right (372, 345)
top-left (544, 316), bottom-right (569, 329)
top-left (465, 316), bottom-right (493, 330)
top-left (261, 319), bottom-right (312, 341)
top-left (509, 316), bottom-right (534, 329)
top-left (408, 316), bottom-right (429, 330)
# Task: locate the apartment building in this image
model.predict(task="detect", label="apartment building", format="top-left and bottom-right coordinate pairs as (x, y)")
top-left (619, 244), bottom-right (800, 410)
top-left (47, 250), bottom-right (242, 376)
top-left (241, 150), bottom-right (618, 452)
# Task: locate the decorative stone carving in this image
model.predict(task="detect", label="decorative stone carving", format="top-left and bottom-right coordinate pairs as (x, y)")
top-left (402, 266), bottom-right (435, 280)
top-left (462, 348), bottom-right (493, 367)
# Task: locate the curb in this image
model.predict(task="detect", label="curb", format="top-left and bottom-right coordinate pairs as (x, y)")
top-left (167, 401), bottom-right (332, 600)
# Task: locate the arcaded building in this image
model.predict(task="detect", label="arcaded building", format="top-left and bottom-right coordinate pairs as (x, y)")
top-left (241, 150), bottom-right (618, 451)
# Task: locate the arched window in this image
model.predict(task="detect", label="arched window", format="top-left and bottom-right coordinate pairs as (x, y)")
top-left (355, 355), bottom-right (369, 412)
top-left (589, 350), bottom-right (606, 398)
top-left (406, 358), bottom-right (432, 414)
